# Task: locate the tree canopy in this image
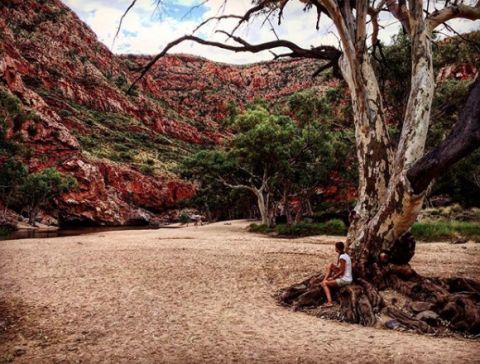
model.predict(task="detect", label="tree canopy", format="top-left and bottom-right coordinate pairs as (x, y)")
top-left (180, 101), bottom-right (352, 225)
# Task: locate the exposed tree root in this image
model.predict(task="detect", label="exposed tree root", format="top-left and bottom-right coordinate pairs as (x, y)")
top-left (276, 264), bottom-right (480, 335)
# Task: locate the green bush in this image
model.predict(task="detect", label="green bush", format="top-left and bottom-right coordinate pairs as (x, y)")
top-left (0, 90), bottom-right (22, 116)
top-left (249, 223), bottom-right (274, 234)
top-left (115, 74), bottom-right (127, 89)
top-left (249, 220), bottom-right (347, 237)
top-left (323, 219), bottom-right (348, 235)
top-left (140, 164), bottom-right (154, 175)
top-left (411, 221), bottom-right (480, 242)
top-left (0, 226), bottom-right (14, 236)
top-left (179, 212), bottom-right (190, 224)
top-left (58, 109), bottom-right (72, 118)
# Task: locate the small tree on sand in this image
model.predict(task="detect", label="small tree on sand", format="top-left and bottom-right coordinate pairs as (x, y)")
top-left (0, 158), bottom-right (28, 222)
top-left (122, 0), bottom-right (480, 333)
top-left (20, 168), bottom-right (76, 226)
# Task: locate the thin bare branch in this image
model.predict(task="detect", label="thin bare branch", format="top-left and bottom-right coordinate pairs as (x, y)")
top-left (112, 0), bottom-right (137, 50)
top-left (230, 0), bottom-right (271, 35)
top-left (277, 0), bottom-right (289, 25)
top-left (193, 14), bottom-right (242, 34)
top-left (181, 0), bottom-right (209, 20)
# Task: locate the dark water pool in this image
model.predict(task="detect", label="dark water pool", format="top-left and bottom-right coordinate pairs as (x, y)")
top-left (0, 225), bottom-right (177, 241)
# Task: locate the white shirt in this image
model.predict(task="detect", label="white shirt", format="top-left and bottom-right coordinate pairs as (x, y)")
top-left (339, 253), bottom-right (353, 282)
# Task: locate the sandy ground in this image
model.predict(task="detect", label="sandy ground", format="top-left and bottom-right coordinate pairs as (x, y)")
top-left (0, 220), bottom-right (479, 363)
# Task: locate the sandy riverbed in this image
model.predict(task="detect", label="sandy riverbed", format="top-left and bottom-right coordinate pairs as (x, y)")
top-left (0, 220), bottom-right (479, 363)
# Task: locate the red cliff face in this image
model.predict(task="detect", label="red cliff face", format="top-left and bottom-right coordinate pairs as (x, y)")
top-left (0, 0), bottom-right (331, 225)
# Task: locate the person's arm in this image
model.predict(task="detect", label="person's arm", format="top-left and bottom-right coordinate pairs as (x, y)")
top-left (329, 259), bottom-right (345, 280)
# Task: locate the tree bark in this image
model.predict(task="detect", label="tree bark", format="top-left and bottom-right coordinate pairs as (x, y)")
top-left (255, 189), bottom-right (270, 226)
top-left (347, 4), bottom-right (435, 272)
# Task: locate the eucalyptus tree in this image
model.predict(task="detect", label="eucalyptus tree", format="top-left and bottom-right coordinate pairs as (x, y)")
top-left (121, 0), bottom-right (480, 333)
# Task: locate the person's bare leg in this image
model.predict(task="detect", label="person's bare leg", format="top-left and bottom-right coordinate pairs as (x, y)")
top-left (321, 280), bottom-right (337, 306)
top-left (323, 263), bottom-right (334, 282)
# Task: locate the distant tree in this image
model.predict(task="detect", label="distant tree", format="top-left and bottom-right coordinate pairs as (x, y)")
top-left (20, 168), bottom-right (77, 226)
top-left (0, 158), bottom-right (28, 221)
top-left (181, 104), bottom-right (344, 226)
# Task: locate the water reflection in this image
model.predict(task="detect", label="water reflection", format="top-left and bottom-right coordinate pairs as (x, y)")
top-left (0, 225), bottom-right (168, 241)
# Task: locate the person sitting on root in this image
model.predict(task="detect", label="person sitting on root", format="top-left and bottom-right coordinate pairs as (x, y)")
top-left (320, 241), bottom-right (353, 308)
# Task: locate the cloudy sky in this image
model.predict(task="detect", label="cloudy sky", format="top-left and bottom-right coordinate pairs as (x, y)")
top-left (62, 0), bottom-right (480, 64)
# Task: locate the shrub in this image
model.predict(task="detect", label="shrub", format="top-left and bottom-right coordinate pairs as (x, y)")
top-left (0, 90), bottom-right (22, 116)
top-left (140, 164), bottom-right (154, 175)
top-left (179, 212), bottom-right (190, 224)
top-left (249, 223), bottom-right (274, 234)
top-left (0, 226), bottom-right (14, 236)
top-left (411, 220), bottom-right (480, 242)
top-left (115, 74), bottom-right (127, 89)
top-left (325, 86), bottom-right (344, 102)
top-left (323, 219), bottom-right (348, 235)
top-left (249, 220), bottom-right (347, 237)
top-left (58, 109), bottom-right (72, 118)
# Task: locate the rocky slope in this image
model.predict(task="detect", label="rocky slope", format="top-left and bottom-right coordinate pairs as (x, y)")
top-left (0, 0), bottom-right (332, 226)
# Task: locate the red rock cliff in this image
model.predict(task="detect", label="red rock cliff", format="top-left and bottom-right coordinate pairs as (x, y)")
top-left (0, 0), bottom-right (332, 225)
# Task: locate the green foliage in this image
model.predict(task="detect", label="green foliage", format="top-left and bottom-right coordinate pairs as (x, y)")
top-left (0, 158), bottom-right (28, 215)
top-left (180, 102), bottom-right (351, 224)
top-left (373, 32), bottom-right (480, 207)
top-left (325, 87), bottom-right (343, 103)
top-left (0, 226), bottom-right (14, 236)
top-left (411, 220), bottom-right (480, 242)
top-left (249, 219), bottom-right (347, 237)
top-left (221, 100), bottom-right (238, 128)
top-left (80, 55), bottom-right (89, 64)
top-left (288, 90), bottom-right (331, 125)
top-left (179, 212), bottom-right (190, 224)
top-left (0, 90), bottom-right (23, 116)
top-left (432, 32), bottom-right (480, 70)
top-left (249, 223), bottom-right (274, 234)
top-left (0, 90), bottom-right (36, 156)
top-left (372, 32), bottom-right (411, 123)
top-left (115, 73), bottom-right (127, 89)
top-left (64, 101), bottom-right (196, 175)
top-left (20, 168), bottom-right (77, 224)
top-left (58, 109), bottom-right (72, 118)
top-left (139, 164), bottom-right (154, 175)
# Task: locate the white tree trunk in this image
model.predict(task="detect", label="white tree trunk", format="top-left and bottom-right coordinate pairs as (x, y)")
top-left (347, 13), bottom-right (435, 267)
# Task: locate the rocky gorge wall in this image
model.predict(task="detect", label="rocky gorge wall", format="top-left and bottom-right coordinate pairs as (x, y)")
top-left (0, 0), bottom-right (333, 226)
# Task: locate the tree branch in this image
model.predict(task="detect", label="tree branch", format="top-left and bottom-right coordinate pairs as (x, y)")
top-left (427, 4), bottom-right (480, 31)
top-left (112, 0), bottom-right (137, 50)
top-left (127, 34), bottom-right (340, 94)
top-left (192, 14), bottom-right (243, 34)
top-left (386, 0), bottom-right (412, 34)
top-left (218, 176), bottom-right (254, 192)
top-left (407, 78), bottom-right (480, 194)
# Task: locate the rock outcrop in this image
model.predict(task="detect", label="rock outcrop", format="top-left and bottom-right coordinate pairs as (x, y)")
top-left (0, 0), bottom-right (331, 225)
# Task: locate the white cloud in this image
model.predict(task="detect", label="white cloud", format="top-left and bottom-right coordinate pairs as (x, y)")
top-left (62, 0), bottom-right (480, 64)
